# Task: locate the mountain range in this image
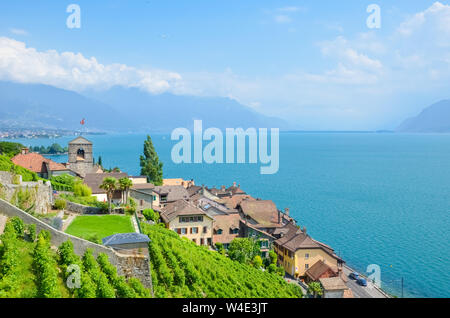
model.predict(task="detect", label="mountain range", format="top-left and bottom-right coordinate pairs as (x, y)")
top-left (397, 100), bottom-right (450, 133)
top-left (0, 81), bottom-right (288, 133)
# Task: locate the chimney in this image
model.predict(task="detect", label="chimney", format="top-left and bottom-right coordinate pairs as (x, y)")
top-left (284, 208), bottom-right (290, 217)
top-left (302, 227), bottom-right (307, 234)
top-left (221, 185), bottom-right (225, 190)
top-left (21, 148), bottom-right (29, 155)
top-left (233, 181), bottom-right (236, 187)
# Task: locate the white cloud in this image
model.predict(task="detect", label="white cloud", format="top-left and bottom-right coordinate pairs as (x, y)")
top-left (9, 28), bottom-right (29, 36)
top-left (274, 15), bottom-right (292, 24)
top-left (397, 2), bottom-right (450, 39)
top-left (0, 37), bottom-right (182, 93)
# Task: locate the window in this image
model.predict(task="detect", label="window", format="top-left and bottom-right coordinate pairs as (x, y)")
top-left (161, 195), bottom-right (167, 202)
top-left (217, 229), bottom-right (223, 235)
top-left (152, 195), bottom-right (156, 201)
top-left (305, 253), bottom-right (310, 260)
top-left (180, 228), bottom-right (187, 235)
top-left (305, 264), bottom-right (309, 269)
top-left (191, 227), bottom-right (198, 234)
top-left (207, 238), bottom-right (212, 245)
top-left (200, 238), bottom-right (204, 245)
top-left (140, 200), bottom-right (144, 206)
top-left (203, 226), bottom-right (208, 234)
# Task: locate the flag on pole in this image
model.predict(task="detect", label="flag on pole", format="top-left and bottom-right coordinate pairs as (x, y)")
top-left (80, 118), bottom-right (85, 125)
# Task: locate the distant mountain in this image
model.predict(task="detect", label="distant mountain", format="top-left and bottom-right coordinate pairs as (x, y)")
top-left (397, 100), bottom-right (450, 133)
top-left (0, 81), bottom-right (288, 133)
top-left (85, 86), bottom-right (288, 132)
top-left (0, 81), bottom-right (124, 132)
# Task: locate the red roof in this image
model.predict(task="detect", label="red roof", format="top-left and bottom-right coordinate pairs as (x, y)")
top-left (11, 152), bottom-right (68, 174)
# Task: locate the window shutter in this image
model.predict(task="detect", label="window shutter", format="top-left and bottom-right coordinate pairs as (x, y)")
top-left (190, 228), bottom-right (193, 234)
top-left (177, 228), bottom-right (181, 234)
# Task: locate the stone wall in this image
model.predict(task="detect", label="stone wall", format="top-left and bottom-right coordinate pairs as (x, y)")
top-left (65, 200), bottom-right (104, 215)
top-left (0, 198), bottom-right (153, 290)
top-left (1, 173), bottom-right (52, 215)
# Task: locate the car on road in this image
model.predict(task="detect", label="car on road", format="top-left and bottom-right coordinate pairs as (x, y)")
top-left (357, 277), bottom-right (368, 287)
top-left (349, 272), bottom-right (359, 280)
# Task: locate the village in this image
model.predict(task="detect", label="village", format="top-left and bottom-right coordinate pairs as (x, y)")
top-left (0, 136), bottom-right (389, 298)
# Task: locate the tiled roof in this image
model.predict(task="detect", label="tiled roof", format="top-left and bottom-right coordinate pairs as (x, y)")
top-left (305, 260), bottom-right (337, 281)
top-left (69, 136), bottom-right (93, 145)
top-left (190, 194), bottom-right (233, 214)
top-left (153, 185), bottom-right (189, 202)
top-left (11, 153), bottom-right (68, 173)
top-left (102, 232), bottom-right (150, 246)
top-left (131, 183), bottom-right (155, 190)
top-left (239, 199), bottom-right (282, 228)
top-left (186, 185), bottom-right (202, 197)
top-left (221, 194), bottom-right (256, 209)
top-left (319, 277), bottom-right (348, 291)
top-left (84, 172), bottom-right (129, 194)
top-left (274, 223), bottom-right (343, 262)
top-left (160, 199), bottom-right (209, 223)
top-left (213, 213), bottom-right (241, 244)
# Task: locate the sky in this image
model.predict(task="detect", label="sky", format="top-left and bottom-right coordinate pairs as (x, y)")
top-left (0, 0), bottom-right (449, 130)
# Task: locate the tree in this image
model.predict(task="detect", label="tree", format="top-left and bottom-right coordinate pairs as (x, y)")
top-left (252, 255), bottom-right (263, 269)
top-left (307, 282), bottom-right (323, 298)
top-left (228, 238), bottom-right (260, 264)
top-left (99, 177), bottom-right (118, 214)
top-left (140, 135), bottom-right (163, 186)
top-left (143, 209), bottom-right (159, 222)
top-left (98, 156), bottom-right (103, 167)
top-left (118, 177), bottom-right (133, 204)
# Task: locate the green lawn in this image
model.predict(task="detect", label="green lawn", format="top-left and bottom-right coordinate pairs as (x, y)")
top-left (65, 215), bottom-right (134, 241)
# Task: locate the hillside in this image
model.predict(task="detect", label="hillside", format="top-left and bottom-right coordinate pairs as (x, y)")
top-left (397, 100), bottom-right (450, 133)
top-left (142, 223), bottom-right (303, 298)
top-left (0, 217), bottom-right (150, 298)
top-left (0, 81), bottom-right (288, 133)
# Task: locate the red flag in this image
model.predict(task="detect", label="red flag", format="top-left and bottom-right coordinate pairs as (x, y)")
top-left (80, 118), bottom-right (85, 125)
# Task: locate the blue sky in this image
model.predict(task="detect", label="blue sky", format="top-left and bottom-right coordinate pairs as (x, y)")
top-left (0, 1), bottom-right (449, 130)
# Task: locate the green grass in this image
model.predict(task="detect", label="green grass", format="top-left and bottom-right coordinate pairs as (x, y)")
top-left (65, 215), bottom-right (134, 241)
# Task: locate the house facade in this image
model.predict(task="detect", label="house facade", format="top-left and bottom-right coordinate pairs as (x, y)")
top-left (273, 222), bottom-right (344, 278)
top-left (160, 200), bottom-right (214, 246)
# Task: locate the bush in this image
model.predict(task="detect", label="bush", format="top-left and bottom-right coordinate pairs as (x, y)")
top-left (73, 182), bottom-right (92, 197)
top-left (27, 223), bottom-right (36, 241)
top-left (38, 230), bottom-right (51, 243)
top-left (86, 235), bottom-right (102, 245)
top-left (10, 217), bottom-right (25, 237)
top-left (142, 209), bottom-right (159, 222)
top-left (54, 199), bottom-right (67, 210)
top-left (252, 255), bottom-right (263, 269)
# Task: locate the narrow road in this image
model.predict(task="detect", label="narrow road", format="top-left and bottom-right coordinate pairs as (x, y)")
top-left (342, 265), bottom-right (389, 298)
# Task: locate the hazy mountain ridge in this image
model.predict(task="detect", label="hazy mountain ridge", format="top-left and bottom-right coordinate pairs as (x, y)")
top-left (397, 100), bottom-right (450, 133)
top-left (0, 81), bottom-right (288, 133)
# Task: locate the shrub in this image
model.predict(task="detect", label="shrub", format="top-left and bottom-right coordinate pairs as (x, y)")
top-left (86, 235), bottom-right (102, 245)
top-left (54, 199), bottom-right (67, 210)
top-left (27, 223), bottom-right (36, 241)
top-left (73, 182), bottom-right (92, 197)
top-left (38, 230), bottom-right (52, 243)
top-left (10, 217), bottom-right (25, 237)
top-left (252, 255), bottom-right (263, 269)
top-left (142, 209), bottom-right (159, 222)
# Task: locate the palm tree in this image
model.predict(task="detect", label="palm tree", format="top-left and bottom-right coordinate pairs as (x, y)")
top-left (99, 177), bottom-right (118, 214)
top-left (307, 282), bottom-right (323, 298)
top-left (118, 177), bottom-right (133, 204)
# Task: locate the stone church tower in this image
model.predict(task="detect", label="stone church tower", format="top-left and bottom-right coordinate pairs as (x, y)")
top-left (68, 136), bottom-right (97, 177)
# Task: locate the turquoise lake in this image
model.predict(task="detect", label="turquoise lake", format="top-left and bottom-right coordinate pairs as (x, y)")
top-left (5, 132), bottom-right (450, 298)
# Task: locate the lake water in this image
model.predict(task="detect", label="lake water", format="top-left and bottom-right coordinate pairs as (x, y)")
top-left (5, 132), bottom-right (450, 298)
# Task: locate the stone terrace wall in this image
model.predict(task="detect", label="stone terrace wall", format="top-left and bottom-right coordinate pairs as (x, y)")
top-left (65, 200), bottom-right (104, 215)
top-left (0, 198), bottom-right (152, 290)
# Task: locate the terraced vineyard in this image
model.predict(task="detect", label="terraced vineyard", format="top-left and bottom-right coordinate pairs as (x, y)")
top-left (142, 224), bottom-right (303, 298)
top-left (0, 217), bottom-right (150, 298)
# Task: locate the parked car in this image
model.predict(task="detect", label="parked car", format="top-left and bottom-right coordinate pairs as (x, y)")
top-left (349, 272), bottom-right (359, 280)
top-left (357, 277), bottom-right (368, 287)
